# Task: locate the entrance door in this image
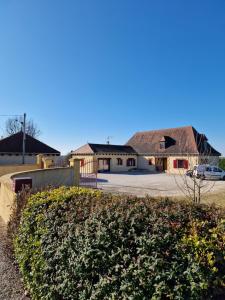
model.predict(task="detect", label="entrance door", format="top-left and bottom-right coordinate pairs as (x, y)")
top-left (98, 158), bottom-right (110, 172)
top-left (155, 157), bottom-right (167, 172)
top-left (162, 158), bottom-right (167, 171)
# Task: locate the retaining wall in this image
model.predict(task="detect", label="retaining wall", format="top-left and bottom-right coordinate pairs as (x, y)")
top-left (0, 165), bottom-right (79, 224)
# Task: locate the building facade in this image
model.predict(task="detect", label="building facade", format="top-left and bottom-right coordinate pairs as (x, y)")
top-left (0, 131), bottom-right (60, 165)
top-left (72, 126), bottom-right (221, 174)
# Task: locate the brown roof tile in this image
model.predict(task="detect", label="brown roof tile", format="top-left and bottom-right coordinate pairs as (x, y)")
top-left (73, 143), bottom-right (136, 155)
top-left (0, 132), bottom-right (60, 155)
top-left (126, 126), bottom-right (221, 156)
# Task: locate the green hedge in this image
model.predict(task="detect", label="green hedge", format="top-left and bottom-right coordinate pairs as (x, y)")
top-left (219, 158), bottom-right (225, 170)
top-left (14, 187), bottom-right (225, 300)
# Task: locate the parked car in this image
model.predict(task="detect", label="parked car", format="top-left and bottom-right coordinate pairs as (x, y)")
top-left (193, 165), bottom-right (225, 180)
top-left (186, 169), bottom-right (194, 177)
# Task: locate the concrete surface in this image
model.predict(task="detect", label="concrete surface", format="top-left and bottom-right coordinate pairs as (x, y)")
top-left (97, 172), bottom-right (225, 198)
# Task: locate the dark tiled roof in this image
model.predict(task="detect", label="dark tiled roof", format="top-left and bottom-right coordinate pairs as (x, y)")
top-left (126, 126), bottom-right (221, 156)
top-left (0, 131), bottom-right (60, 155)
top-left (73, 143), bottom-right (136, 154)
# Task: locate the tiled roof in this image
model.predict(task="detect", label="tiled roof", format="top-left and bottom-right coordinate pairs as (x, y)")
top-left (73, 143), bottom-right (136, 154)
top-left (126, 126), bottom-right (221, 156)
top-left (0, 131), bottom-right (60, 155)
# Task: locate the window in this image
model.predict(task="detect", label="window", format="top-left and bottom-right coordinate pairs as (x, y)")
top-left (117, 158), bottom-right (123, 165)
top-left (160, 142), bottom-right (165, 149)
top-left (148, 159), bottom-right (152, 165)
top-left (127, 158), bottom-right (136, 167)
top-left (213, 167), bottom-right (222, 173)
top-left (174, 159), bottom-right (189, 169)
top-left (80, 159), bottom-right (85, 167)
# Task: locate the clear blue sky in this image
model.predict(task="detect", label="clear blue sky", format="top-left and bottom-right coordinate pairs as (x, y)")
top-left (0, 0), bottom-right (224, 155)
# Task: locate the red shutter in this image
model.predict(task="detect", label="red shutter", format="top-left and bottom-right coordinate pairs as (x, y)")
top-left (173, 160), bottom-right (178, 168)
top-left (80, 159), bottom-right (84, 167)
top-left (184, 160), bottom-right (189, 169)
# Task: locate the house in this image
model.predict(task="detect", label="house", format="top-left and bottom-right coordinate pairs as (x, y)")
top-left (72, 126), bottom-right (221, 174)
top-left (0, 131), bottom-right (60, 165)
top-left (72, 143), bottom-right (137, 173)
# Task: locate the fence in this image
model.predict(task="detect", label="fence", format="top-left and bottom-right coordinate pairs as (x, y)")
top-left (79, 159), bottom-right (98, 189)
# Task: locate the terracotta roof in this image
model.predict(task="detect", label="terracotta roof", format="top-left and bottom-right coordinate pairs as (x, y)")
top-left (126, 126), bottom-right (221, 156)
top-left (0, 132), bottom-right (60, 155)
top-left (73, 143), bottom-right (136, 155)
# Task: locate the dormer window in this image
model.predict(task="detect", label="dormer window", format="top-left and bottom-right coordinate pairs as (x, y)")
top-left (159, 136), bottom-right (166, 149)
top-left (160, 141), bottom-right (165, 149)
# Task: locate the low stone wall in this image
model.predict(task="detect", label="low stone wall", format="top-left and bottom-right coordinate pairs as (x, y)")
top-left (0, 174), bottom-right (16, 224)
top-left (0, 164), bottom-right (39, 178)
top-left (11, 167), bottom-right (75, 190)
top-left (0, 162), bottom-right (80, 224)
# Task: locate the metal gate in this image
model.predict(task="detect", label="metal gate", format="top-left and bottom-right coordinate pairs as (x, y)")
top-left (79, 159), bottom-right (98, 189)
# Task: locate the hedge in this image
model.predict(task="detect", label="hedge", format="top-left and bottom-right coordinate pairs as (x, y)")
top-left (14, 186), bottom-right (225, 300)
top-left (219, 158), bottom-right (225, 171)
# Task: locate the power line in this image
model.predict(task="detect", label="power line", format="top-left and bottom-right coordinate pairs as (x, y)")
top-left (0, 114), bottom-right (23, 117)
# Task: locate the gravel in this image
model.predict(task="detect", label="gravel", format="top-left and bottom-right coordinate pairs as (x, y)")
top-left (0, 217), bottom-right (29, 300)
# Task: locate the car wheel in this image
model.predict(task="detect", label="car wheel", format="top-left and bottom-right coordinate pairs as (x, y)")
top-left (223, 176), bottom-right (225, 181)
top-left (201, 175), bottom-right (205, 180)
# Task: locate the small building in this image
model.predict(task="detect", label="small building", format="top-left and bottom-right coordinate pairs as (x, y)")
top-left (0, 131), bottom-right (60, 165)
top-left (72, 126), bottom-right (221, 174)
top-left (72, 143), bottom-right (137, 173)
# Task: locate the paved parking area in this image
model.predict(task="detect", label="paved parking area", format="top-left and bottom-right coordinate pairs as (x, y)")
top-left (97, 172), bottom-right (225, 198)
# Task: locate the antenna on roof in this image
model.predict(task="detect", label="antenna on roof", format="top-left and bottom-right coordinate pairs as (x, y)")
top-left (106, 136), bottom-right (113, 144)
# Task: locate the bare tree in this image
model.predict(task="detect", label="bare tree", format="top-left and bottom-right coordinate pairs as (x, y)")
top-left (5, 117), bottom-right (41, 138)
top-left (173, 133), bottom-right (218, 204)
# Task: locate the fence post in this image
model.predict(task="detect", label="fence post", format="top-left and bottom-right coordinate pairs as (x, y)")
top-left (43, 158), bottom-right (54, 169)
top-left (69, 158), bottom-right (80, 186)
top-left (36, 154), bottom-right (44, 168)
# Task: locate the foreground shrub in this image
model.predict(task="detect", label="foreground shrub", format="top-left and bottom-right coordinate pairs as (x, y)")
top-left (14, 187), bottom-right (225, 299)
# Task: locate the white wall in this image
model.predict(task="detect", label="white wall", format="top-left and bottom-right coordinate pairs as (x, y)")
top-left (137, 156), bottom-right (156, 171)
top-left (0, 154), bottom-right (60, 166)
top-left (12, 167), bottom-right (75, 190)
top-left (0, 155), bottom-right (36, 165)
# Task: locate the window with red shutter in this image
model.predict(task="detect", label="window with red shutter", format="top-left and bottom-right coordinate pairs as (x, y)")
top-left (184, 160), bottom-right (189, 169)
top-left (80, 159), bottom-right (85, 167)
top-left (173, 160), bottom-right (178, 168)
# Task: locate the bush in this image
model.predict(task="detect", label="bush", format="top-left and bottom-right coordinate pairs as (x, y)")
top-left (219, 158), bottom-right (225, 170)
top-left (14, 187), bottom-right (225, 300)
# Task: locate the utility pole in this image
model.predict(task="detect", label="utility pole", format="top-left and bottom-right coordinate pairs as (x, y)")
top-left (22, 113), bottom-right (26, 164)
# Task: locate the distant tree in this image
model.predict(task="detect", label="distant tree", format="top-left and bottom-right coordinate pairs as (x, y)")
top-left (5, 117), bottom-right (41, 138)
top-left (219, 158), bottom-right (225, 170)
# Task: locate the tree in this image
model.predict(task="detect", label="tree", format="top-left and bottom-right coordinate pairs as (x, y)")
top-left (219, 157), bottom-right (225, 170)
top-left (173, 134), bottom-right (217, 204)
top-left (5, 117), bottom-right (41, 138)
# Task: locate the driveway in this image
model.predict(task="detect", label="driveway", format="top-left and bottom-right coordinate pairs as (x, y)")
top-left (97, 172), bottom-right (225, 198)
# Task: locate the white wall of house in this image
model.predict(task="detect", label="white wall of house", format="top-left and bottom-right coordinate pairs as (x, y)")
top-left (166, 156), bottom-right (198, 175)
top-left (137, 156), bottom-right (156, 171)
top-left (0, 155), bottom-right (36, 165)
top-left (72, 154), bottom-right (221, 175)
top-left (0, 154), bottom-right (60, 166)
top-left (99, 154), bottom-right (137, 172)
top-left (72, 154), bottom-right (138, 173)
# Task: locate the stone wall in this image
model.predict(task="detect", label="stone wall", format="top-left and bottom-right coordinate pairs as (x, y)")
top-left (0, 160), bottom-right (80, 224)
top-left (0, 164), bottom-right (39, 178)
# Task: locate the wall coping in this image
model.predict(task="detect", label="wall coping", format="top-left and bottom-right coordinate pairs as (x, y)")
top-left (0, 167), bottom-right (73, 188)
top-left (10, 166), bottom-right (73, 180)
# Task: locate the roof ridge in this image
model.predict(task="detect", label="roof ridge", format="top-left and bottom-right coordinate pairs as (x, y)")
top-left (134, 125), bottom-right (194, 135)
top-left (88, 143), bottom-right (133, 147)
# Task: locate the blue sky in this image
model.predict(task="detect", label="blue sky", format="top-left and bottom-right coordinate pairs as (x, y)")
top-left (0, 0), bottom-right (224, 155)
